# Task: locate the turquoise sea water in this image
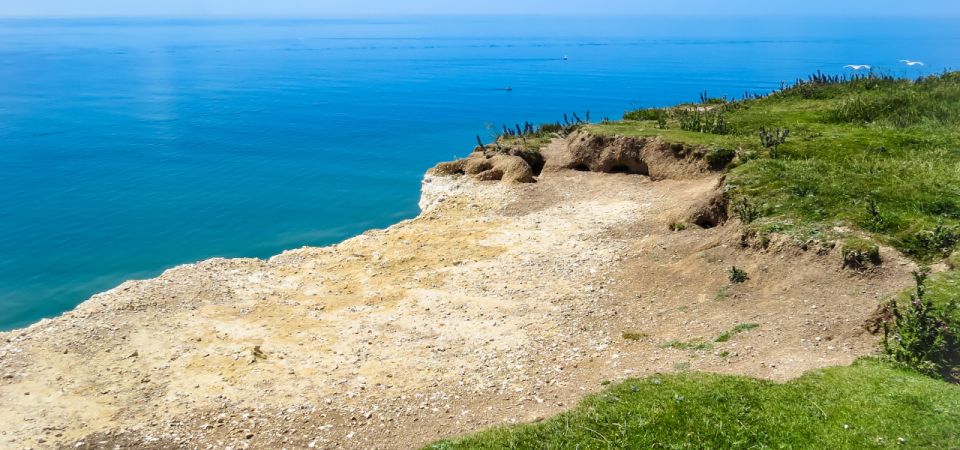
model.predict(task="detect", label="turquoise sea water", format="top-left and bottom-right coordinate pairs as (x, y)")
top-left (0, 16), bottom-right (957, 330)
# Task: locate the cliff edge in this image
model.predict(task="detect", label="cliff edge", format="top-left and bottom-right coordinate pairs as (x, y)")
top-left (0, 135), bottom-right (913, 449)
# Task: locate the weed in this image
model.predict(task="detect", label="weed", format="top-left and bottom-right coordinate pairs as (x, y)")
top-left (841, 238), bottom-right (882, 270)
top-left (759, 127), bottom-right (790, 159)
top-left (715, 287), bottom-right (730, 301)
top-left (705, 147), bottom-right (736, 170)
top-left (729, 266), bottom-right (749, 284)
top-left (622, 331), bottom-right (648, 341)
top-left (898, 224), bottom-right (960, 262)
top-left (624, 108), bottom-right (667, 122)
top-left (882, 267), bottom-right (959, 381)
top-left (715, 323), bottom-right (760, 343)
top-left (670, 221), bottom-right (687, 232)
top-left (733, 197), bottom-right (760, 224)
top-left (662, 339), bottom-right (713, 351)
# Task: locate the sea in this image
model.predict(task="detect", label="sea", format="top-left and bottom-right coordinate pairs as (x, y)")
top-left (0, 15), bottom-right (957, 330)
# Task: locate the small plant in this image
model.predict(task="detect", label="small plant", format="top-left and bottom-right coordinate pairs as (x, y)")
top-left (662, 340), bottom-right (713, 351)
top-left (729, 266), bottom-right (749, 284)
top-left (759, 127), bottom-right (790, 158)
top-left (670, 221), bottom-right (687, 232)
top-left (733, 197), bottom-right (760, 224)
top-left (715, 323), bottom-right (760, 343)
top-left (882, 267), bottom-right (959, 381)
top-left (705, 147), bottom-right (736, 169)
top-left (673, 108), bottom-right (727, 134)
top-left (865, 199), bottom-right (886, 232)
top-left (842, 239), bottom-right (882, 270)
top-left (902, 224), bottom-right (960, 261)
top-left (622, 331), bottom-right (648, 341)
top-left (624, 108), bottom-right (667, 121)
top-left (715, 287), bottom-right (730, 301)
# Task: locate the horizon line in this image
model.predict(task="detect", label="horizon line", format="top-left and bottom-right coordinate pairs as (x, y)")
top-left (1, 12), bottom-right (958, 19)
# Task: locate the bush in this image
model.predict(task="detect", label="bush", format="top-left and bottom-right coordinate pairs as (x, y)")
top-left (624, 108), bottom-right (667, 122)
top-left (883, 267), bottom-right (960, 381)
top-left (900, 224), bottom-right (960, 262)
top-left (733, 197), bottom-right (760, 224)
top-left (729, 266), bottom-right (749, 284)
top-left (705, 147), bottom-right (736, 169)
top-left (842, 239), bottom-right (882, 270)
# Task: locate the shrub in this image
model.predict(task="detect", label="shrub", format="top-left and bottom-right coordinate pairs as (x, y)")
top-left (673, 108), bottom-right (727, 134)
top-left (715, 323), bottom-right (760, 343)
top-left (729, 266), bottom-right (749, 284)
top-left (705, 147), bottom-right (736, 170)
top-left (883, 267), bottom-right (959, 381)
top-left (733, 197), bottom-right (760, 224)
top-left (759, 127), bottom-right (789, 159)
top-left (900, 224), bottom-right (960, 261)
top-left (622, 331), bottom-right (648, 341)
top-left (842, 239), bottom-right (882, 270)
top-left (624, 108), bottom-right (667, 122)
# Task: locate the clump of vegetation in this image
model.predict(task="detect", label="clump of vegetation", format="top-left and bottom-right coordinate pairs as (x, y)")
top-left (841, 238), bottom-right (882, 270)
top-left (428, 359), bottom-right (960, 449)
top-left (758, 127), bottom-right (789, 159)
top-left (732, 197), bottom-right (760, 224)
top-left (705, 147), bottom-right (736, 169)
top-left (715, 323), bottom-right (760, 343)
top-left (624, 108), bottom-right (667, 122)
top-left (622, 331), bottom-right (648, 341)
top-left (699, 90), bottom-right (728, 105)
top-left (673, 108), bottom-right (727, 134)
top-left (883, 267), bottom-right (959, 382)
top-left (669, 221), bottom-right (687, 232)
top-left (714, 286), bottom-right (730, 301)
top-left (661, 339), bottom-right (713, 351)
top-left (729, 266), bottom-right (749, 284)
top-left (897, 224), bottom-right (960, 262)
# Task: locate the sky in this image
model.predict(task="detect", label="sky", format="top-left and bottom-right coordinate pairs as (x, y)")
top-left (1, 0), bottom-right (957, 18)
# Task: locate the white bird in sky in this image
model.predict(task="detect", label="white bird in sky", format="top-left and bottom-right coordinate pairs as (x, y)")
top-left (900, 59), bottom-right (925, 66)
top-left (844, 64), bottom-right (871, 70)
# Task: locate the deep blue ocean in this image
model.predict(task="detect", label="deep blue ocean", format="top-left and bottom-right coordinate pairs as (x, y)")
top-left (0, 16), bottom-right (957, 330)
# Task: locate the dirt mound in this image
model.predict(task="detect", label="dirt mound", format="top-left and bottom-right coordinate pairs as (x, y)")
top-left (430, 147), bottom-right (539, 183)
top-left (543, 129), bottom-right (710, 180)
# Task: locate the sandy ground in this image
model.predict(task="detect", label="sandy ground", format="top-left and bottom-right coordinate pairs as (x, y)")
top-left (0, 139), bottom-right (916, 450)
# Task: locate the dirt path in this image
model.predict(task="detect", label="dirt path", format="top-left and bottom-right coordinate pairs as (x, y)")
top-left (0, 139), bottom-right (914, 449)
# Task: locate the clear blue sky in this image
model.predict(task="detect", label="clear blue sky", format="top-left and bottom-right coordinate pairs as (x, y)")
top-left (1, 0), bottom-right (957, 17)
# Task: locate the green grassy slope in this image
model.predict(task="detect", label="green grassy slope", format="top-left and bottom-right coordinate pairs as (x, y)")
top-left (595, 73), bottom-right (960, 262)
top-left (428, 360), bottom-right (960, 449)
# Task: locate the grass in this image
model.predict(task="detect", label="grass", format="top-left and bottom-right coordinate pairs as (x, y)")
top-left (715, 323), bottom-right (760, 343)
top-left (426, 359), bottom-right (960, 449)
top-left (621, 330), bottom-right (648, 341)
top-left (591, 72), bottom-right (960, 263)
top-left (661, 339), bottom-right (713, 352)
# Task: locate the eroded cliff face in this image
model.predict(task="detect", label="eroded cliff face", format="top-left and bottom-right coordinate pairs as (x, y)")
top-left (0, 137), bottom-right (914, 450)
